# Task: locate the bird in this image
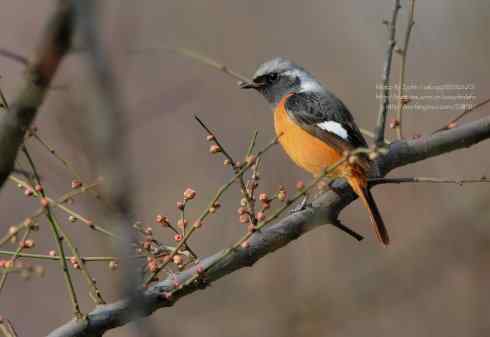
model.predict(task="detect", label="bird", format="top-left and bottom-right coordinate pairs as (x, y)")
top-left (240, 57), bottom-right (389, 245)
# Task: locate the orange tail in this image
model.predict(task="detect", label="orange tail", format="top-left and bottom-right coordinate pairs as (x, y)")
top-left (348, 176), bottom-right (390, 245)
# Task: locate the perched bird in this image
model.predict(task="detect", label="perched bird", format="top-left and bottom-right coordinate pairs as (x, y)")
top-left (240, 57), bottom-right (389, 245)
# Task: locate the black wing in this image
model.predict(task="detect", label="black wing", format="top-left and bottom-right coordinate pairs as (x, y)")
top-left (284, 91), bottom-right (368, 150)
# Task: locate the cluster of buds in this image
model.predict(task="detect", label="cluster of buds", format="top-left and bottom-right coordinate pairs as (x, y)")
top-left (0, 260), bottom-right (44, 280)
top-left (135, 221), bottom-right (157, 253)
top-left (183, 188), bottom-right (197, 201)
top-left (209, 202), bottom-right (220, 214)
top-left (258, 192), bottom-right (270, 210)
top-left (237, 201), bottom-right (250, 225)
top-left (69, 256), bottom-right (81, 270)
top-left (20, 239), bottom-right (35, 249)
top-left (206, 134), bottom-right (222, 155)
top-left (147, 252), bottom-right (186, 274)
top-left (0, 260), bottom-right (14, 269)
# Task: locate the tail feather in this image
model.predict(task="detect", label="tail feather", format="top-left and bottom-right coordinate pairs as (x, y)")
top-left (348, 176), bottom-right (390, 245)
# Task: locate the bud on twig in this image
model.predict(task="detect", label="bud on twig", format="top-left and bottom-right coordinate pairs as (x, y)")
top-left (209, 144), bottom-right (221, 154)
top-left (71, 180), bottom-right (82, 189)
top-left (258, 193), bottom-right (269, 203)
top-left (183, 188), bottom-right (197, 200)
top-left (277, 189), bottom-right (287, 202)
top-left (239, 214), bottom-right (249, 224)
top-left (256, 211), bottom-right (265, 221)
top-left (108, 260), bottom-right (118, 271)
top-left (40, 198), bottom-right (49, 208)
top-left (155, 214), bottom-right (170, 226)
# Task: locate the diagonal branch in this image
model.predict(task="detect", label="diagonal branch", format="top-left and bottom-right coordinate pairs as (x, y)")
top-left (0, 1), bottom-right (74, 188)
top-left (46, 114), bottom-right (490, 337)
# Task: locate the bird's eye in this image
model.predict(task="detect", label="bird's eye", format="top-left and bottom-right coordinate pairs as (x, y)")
top-left (266, 72), bottom-right (278, 83)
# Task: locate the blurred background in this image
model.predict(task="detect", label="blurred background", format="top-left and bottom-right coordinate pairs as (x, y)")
top-left (1, 0), bottom-right (490, 336)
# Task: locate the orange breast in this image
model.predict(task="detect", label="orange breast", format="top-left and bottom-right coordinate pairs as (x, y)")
top-left (274, 96), bottom-right (345, 177)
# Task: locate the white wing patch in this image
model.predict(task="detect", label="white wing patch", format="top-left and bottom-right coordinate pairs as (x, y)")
top-left (317, 121), bottom-right (348, 139)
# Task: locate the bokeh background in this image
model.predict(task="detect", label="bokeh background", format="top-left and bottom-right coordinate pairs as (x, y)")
top-left (1, 1), bottom-right (490, 336)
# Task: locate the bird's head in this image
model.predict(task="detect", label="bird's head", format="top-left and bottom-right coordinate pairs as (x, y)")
top-left (240, 57), bottom-right (323, 105)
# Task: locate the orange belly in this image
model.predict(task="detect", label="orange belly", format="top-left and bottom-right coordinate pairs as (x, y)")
top-left (274, 97), bottom-right (345, 177)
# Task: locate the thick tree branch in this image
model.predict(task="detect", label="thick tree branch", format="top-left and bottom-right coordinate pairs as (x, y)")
top-left (0, 1), bottom-right (74, 188)
top-left (47, 114), bottom-right (490, 337)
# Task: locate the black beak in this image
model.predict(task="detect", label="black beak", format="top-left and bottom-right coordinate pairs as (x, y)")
top-left (239, 80), bottom-right (264, 89)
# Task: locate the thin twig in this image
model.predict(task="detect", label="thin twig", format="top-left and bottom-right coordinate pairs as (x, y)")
top-left (0, 251), bottom-right (118, 261)
top-left (20, 145), bottom-right (83, 317)
top-left (0, 81), bottom-right (9, 110)
top-left (10, 149), bottom-right (106, 304)
top-left (8, 175), bottom-right (119, 240)
top-left (46, 212), bottom-right (83, 318)
top-left (395, 0), bottom-right (416, 139)
top-left (369, 176), bottom-right (490, 186)
top-left (0, 48), bottom-right (28, 66)
top-left (29, 131), bottom-right (107, 204)
top-left (433, 97), bottom-right (490, 133)
top-left (55, 224), bottom-right (106, 304)
top-left (375, 0), bottom-right (402, 146)
top-left (194, 116), bottom-right (259, 225)
top-left (133, 47), bottom-right (251, 83)
top-left (0, 318), bottom-right (19, 337)
top-left (244, 130), bottom-right (260, 223)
